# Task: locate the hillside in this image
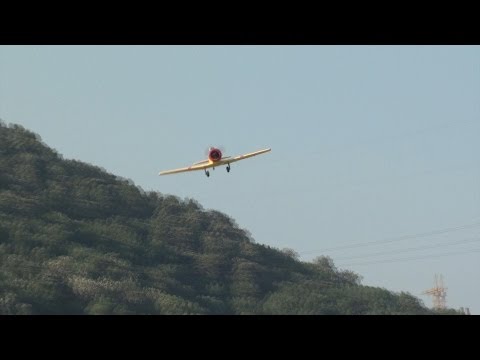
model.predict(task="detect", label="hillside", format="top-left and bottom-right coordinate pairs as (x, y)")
top-left (0, 122), bottom-right (457, 314)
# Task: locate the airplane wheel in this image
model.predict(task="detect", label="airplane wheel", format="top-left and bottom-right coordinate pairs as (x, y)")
top-left (206, 171), bottom-right (210, 177)
top-left (227, 167), bottom-right (230, 173)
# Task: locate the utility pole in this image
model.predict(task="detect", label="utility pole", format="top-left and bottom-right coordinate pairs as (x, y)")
top-left (423, 274), bottom-right (447, 310)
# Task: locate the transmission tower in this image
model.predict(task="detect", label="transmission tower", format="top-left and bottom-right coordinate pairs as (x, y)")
top-left (423, 274), bottom-right (447, 310)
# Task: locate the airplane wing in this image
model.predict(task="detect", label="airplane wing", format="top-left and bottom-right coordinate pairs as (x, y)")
top-left (159, 161), bottom-right (215, 176)
top-left (192, 156), bottom-right (231, 166)
top-left (158, 149), bottom-right (271, 176)
top-left (216, 148), bottom-right (271, 165)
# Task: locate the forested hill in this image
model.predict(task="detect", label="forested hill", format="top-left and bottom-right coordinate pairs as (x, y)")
top-left (0, 122), bottom-right (459, 314)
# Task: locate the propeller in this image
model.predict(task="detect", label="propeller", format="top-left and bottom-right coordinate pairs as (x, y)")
top-left (204, 145), bottom-right (226, 157)
top-left (204, 146), bottom-right (213, 157)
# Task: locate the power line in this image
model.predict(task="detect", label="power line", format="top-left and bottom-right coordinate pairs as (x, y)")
top-left (337, 248), bottom-right (480, 267)
top-left (299, 220), bottom-right (480, 254)
top-left (333, 237), bottom-right (480, 261)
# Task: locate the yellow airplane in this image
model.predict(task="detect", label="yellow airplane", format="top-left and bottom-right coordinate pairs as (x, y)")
top-left (159, 147), bottom-right (271, 177)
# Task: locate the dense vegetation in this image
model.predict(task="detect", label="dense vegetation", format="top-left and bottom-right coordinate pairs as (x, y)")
top-left (0, 122), bottom-right (461, 314)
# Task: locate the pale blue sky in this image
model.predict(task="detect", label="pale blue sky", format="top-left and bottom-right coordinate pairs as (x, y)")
top-left (1, 46), bottom-right (479, 313)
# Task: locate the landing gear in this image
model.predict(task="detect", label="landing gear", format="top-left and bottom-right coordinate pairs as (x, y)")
top-left (226, 164), bottom-right (231, 173)
top-left (205, 169), bottom-right (210, 177)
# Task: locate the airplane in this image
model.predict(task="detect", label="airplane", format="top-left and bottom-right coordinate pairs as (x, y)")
top-left (159, 146), bottom-right (271, 177)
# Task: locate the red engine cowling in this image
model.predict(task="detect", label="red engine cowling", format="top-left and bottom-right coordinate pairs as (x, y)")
top-left (208, 147), bottom-right (222, 162)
